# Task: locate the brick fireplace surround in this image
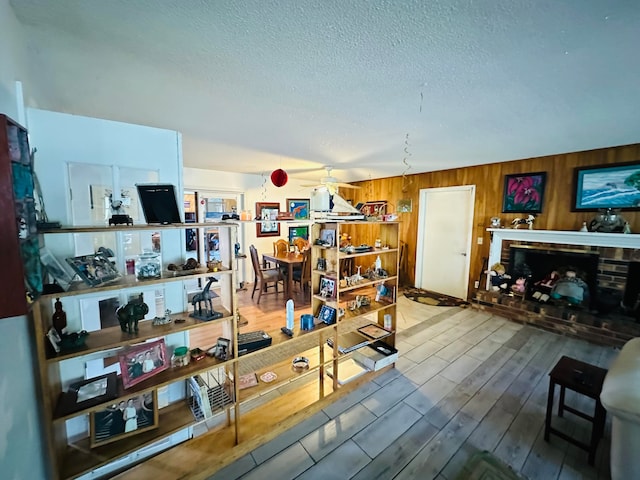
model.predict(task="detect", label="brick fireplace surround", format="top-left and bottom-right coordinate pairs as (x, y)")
top-left (473, 229), bottom-right (640, 347)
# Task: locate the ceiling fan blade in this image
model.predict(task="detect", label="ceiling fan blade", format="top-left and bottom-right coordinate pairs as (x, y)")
top-left (335, 182), bottom-right (361, 189)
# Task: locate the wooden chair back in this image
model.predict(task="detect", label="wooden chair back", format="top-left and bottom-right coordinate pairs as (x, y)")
top-left (273, 239), bottom-right (289, 256)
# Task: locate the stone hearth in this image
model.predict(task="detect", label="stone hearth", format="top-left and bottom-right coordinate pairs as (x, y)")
top-left (476, 229), bottom-right (640, 347)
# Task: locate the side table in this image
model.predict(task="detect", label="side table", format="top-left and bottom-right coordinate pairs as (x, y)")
top-left (544, 355), bottom-right (608, 465)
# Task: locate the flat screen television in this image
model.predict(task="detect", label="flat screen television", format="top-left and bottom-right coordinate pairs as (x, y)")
top-left (136, 184), bottom-right (182, 225)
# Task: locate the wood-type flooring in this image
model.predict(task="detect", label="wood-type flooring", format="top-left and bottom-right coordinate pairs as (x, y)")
top-left (207, 291), bottom-right (617, 479)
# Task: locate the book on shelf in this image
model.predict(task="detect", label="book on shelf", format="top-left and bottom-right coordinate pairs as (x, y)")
top-left (326, 331), bottom-right (369, 354)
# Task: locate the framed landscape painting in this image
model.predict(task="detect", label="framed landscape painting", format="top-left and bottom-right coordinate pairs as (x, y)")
top-left (572, 161), bottom-right (640, 211)
top-left (502, 172), bottom-right (546, 214)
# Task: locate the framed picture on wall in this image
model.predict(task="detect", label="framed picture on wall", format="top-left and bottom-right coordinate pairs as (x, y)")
top-left (572, 161), bottom-right (640, 211)
top-left (286, 198), bottom-right (310, 220)
top-left (502, 172), bottom-right (547, 214)
top-left (255, 202), bottom-right (280, 237)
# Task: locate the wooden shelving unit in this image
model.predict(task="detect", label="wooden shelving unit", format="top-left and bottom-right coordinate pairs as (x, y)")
top-left (33, 222), bottom-right (239, 480)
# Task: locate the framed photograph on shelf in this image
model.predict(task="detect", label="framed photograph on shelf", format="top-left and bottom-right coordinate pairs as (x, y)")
top-left (319, 229), bottom-right (335, 247)
top-left (255, 202), bottom-right (280, 237)
top-left (65, 253), bottom-right (120, 287)
top-left (502, 172), bottom-right (546, 214)
top-left (40, 248), bottom-right (74, 291)
top-left (118, 339), bottom-right (168, 389)
top-left (357, 323), bottom-right (391, 340)
top-left (286, 198), bottom-right (310, 220)
top-left (317, 304), bottom-right (337, 325)
top-left (319, 276), bottom-right (336, 299)
top-left (56, 372), bottom-right (119, 417)
top-left (572, 161), bottom-right (640, 211)
top-left (90, 390), bottom-right (158, 447)
top-left (359, 201), bottom-right (387, 217)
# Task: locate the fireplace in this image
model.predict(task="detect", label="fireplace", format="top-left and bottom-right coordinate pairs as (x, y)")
top-left (476, 229), bottom-right (640, 347)
top-left (509, 245), bottom-right (600, 308)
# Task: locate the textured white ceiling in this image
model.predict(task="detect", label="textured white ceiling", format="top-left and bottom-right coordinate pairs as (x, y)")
top-left (9, 0), bottom-right (640, 182)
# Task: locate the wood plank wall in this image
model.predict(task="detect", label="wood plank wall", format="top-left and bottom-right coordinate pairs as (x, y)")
top-left (349, 143), bottom-right (640, 298)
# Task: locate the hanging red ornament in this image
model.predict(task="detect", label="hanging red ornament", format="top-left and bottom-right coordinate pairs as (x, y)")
top-left (270, 168), bottom-right (288, 187)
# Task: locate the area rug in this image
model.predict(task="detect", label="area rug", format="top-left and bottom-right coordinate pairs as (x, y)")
top-left (404, 287), bottom-right (469, 307)
top-left (456, 450), bottom-right (526, 480)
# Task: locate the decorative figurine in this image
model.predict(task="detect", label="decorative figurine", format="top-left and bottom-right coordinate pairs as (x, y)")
top-left (511, 214), bottom-right (536, 229)
top-left (190, 277), bottom-right (223, 321)
top-left (589, 208), bottom-right (626, 233)
top-left (107, 193), bottom-right (134, 226)
top-left (152, 309), bottom-right (173, 326)
top-left (52, 297), bottom-right (67, 335)
top-left (117, 294), bottom-right (149, 334)
top-left (550, 268), bottom-right (589, 305)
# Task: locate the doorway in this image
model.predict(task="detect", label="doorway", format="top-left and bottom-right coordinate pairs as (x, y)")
top-left (415, 185), bottom-right (475, 299)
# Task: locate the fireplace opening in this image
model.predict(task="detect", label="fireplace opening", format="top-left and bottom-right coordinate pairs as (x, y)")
top-left (509, 246), bottom-right (600, 309)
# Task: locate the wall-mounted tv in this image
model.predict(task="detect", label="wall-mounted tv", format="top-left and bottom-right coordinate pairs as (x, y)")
top-left (136, 184), bottom-right (182, 225)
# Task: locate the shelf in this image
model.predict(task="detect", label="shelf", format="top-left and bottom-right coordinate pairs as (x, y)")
top-left (46, 309), bottom-right (232, 363)
top-left (38, 221), bottom-right (236, 234)
top-left (59, 401), bottom-right (195, 480)
top-left (54, 352), bottom-right (234, 421)
top-left (338, 247), bottom-right (398, 259)
top-left (41, 269), bottom-right (233, 299)
top-left (237, 346), bottom-right (329, 404)
top-left (337, 275), bottom-right (397, 293)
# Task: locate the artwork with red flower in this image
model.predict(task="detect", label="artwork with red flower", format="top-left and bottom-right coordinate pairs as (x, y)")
top-left (502, 172), bottom-right (546, 213)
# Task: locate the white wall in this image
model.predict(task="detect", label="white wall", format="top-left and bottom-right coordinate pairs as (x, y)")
top-left (0, 1), bottom-right (48, 478)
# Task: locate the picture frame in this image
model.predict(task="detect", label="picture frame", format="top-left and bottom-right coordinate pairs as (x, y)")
top-left (56, 372), bottom-right (119, 417)
top-left (319, 229), bottom-right (335, 247)
top-left (397, 199), bottom-right (412, 213)
top-left (359, 201), bottom-right (387, 217)
top-left (118, 339), bottom-right (168, 389)
top-left (65, 253), bottom-right (120, 287)
top-left (255, 202), bottom-right (280, 237)
top-left (572, 161), bottom-right (640, 211)
top-left (319, 276), bottom-right (336, 299)
top-left (288, 226), bottom-right (309, 245)
top-left (317, 304), bottom-right (337, 325)
top-left (90, 390), bottom-right (158, 447)
top-left (40, 248), bottom-right (74, 291)
top-left (357, 323), bottom-right (391, 340)
top-left (502, 172), bottom-right (547, 214)
top-left (286, 198), bottom-right (310, 220)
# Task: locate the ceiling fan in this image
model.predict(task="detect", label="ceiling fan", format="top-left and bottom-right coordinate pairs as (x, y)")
top-left (302, 166), bottom-right (361, 194)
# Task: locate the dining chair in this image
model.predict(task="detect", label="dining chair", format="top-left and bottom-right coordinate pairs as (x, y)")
top-left (249, 245), bottom-right (283, 304)
top-left (293, 237), bottom-right (308, 253)
top-left (292, 249), bottom-right (311, 300)
top-left (273, 239), bottom-right (289, 256)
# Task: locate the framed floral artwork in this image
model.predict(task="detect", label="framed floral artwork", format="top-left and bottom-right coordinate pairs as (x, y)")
top-left (502, 172), bottom-right (546, 214)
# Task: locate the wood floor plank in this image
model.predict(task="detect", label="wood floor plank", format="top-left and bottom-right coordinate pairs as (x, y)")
top-left (350, 417), bottom-right (439, 480)
top-left (295, 439), bottom-right (371, 480)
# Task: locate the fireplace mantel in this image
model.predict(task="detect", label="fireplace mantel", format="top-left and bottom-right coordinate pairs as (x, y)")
top-left (487, 228), bottom-right (640, 272)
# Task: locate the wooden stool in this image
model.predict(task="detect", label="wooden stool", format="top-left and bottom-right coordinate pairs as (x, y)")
top-left (544, 355), bottom-right (608, 465)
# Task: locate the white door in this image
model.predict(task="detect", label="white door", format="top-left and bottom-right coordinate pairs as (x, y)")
top-left (415, 185), bottom-right (475, 299)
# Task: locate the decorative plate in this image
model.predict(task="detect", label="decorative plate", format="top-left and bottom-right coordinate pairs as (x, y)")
top-left (260, 371), bottom-right (277, 383)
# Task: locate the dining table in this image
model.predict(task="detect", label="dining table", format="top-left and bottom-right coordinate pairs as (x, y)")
top-left (261, 251), bottom-right (304, 301)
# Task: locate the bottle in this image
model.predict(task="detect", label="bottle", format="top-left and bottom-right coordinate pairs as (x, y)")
top-left (383, 314), bottom-right (392, 330)
top-left (375, 256), bottom-right (382, 273)
top-left (52, 297), bottom-right (67, 335)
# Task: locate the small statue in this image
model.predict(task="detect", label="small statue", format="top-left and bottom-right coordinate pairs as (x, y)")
top-left (190, 277), bottom-right (223, 321)
top-left (52, 297), bottom-right (67, 335)
top-left (511, 214), bottom-right (536, 229)
top-left (117, 294), bottom-right (149, 334)
top-left (152, 309), bottom-right (173, 326)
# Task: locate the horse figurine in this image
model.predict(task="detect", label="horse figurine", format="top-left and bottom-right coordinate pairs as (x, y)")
top-left (511, 214), bottom-right (536, 229)
top-left (190, 277), bottom-right (222, 321)
top-left (116, 294), bottom-right (149, 334)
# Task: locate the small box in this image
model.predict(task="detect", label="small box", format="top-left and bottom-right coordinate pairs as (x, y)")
top-left (352, 341), bottom-right (398, 371)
